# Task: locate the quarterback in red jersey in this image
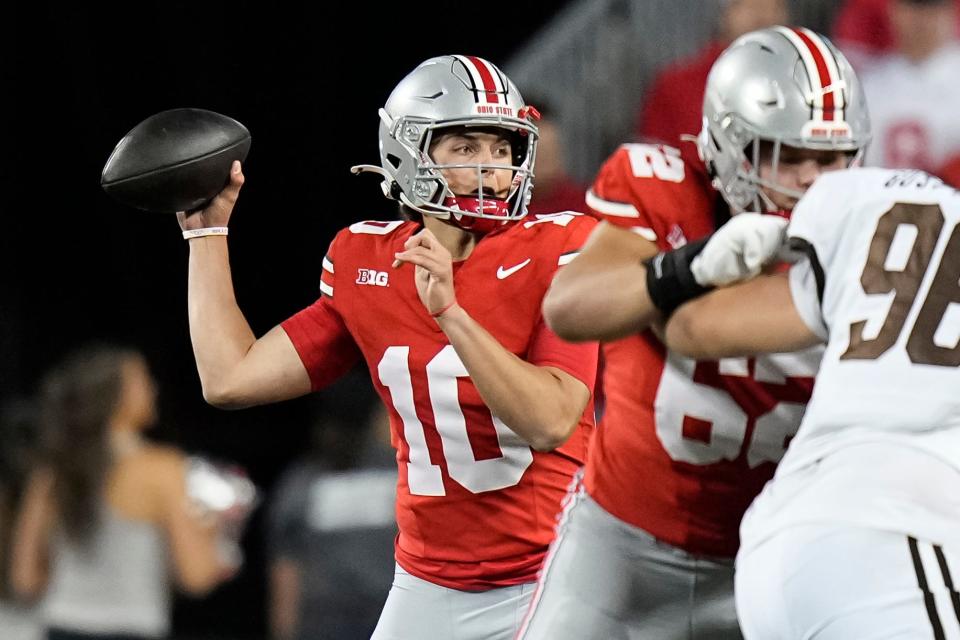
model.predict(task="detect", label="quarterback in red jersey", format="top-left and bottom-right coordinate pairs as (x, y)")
top-left (521, 28), bottom-right (871, 640)
top-left (176, 55), bottom-right (598, 640)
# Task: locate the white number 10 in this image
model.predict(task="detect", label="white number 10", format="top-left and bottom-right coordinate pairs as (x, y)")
top-left (377, 345), bottom-right (534, 496)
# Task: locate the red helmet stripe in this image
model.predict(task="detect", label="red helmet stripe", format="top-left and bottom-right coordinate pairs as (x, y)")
top-left (775, 26), bottom-right (847, 124)
top-left (465, 55), bottom-right (501, 104)
top-left (792, 28), bottom-right (836, 120)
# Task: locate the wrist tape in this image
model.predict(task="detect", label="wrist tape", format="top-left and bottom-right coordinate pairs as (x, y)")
top-left (643, 235), bottom-right (713, 317)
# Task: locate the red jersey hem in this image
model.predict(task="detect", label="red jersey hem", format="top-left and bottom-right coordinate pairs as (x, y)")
top-left (395, 554), bottom-right (542, 591)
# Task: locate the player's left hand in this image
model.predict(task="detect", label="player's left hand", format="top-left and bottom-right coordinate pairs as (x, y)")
top-left (393, 229), bottom-right (458, 315)
top-left (690, 213), bottom-right (788, 286)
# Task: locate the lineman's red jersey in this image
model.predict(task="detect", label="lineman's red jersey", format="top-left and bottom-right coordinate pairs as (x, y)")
top-left (281, 214), bottom-right (599, 590)
top-left (584, 144), bottom-right (820, 557)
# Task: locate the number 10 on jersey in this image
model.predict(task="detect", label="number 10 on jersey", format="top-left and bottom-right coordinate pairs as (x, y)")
top-left (378, 345), bottom-right (534, 496)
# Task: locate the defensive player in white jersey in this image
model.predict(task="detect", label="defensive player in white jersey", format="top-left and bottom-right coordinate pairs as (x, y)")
top-left (176, 55), bottom-right (599, 640)
top-left (666, 167), bottom-right (960, 639)
top-left (524, 27), bottom-right (870, 640)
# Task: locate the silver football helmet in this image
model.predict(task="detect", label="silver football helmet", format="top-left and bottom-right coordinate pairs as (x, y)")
top-left (697, 26), bottom-right (871, 212)
top-left (352, 55), bottom-right (539, 233)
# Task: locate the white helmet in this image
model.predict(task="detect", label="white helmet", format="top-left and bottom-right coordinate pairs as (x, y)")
top-left (697, 26), bottom-right (871, 212)
top-left (353, 55), bottom-right (539, 233)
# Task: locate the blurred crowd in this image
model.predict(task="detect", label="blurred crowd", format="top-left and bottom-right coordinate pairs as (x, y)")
top-left (5, 0), bottom-right (960, 638)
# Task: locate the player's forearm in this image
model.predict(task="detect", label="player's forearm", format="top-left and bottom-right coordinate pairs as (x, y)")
top-left (543, 260), bottom-right (661, 341)
top-left (666, 274), bottom-right (822, 359)
top-left (437, 306), bottom-right (586, 451)
top-left (543, 222), bottom-right (662, 341)
top-left (186, 237), bottom-right (258, 404)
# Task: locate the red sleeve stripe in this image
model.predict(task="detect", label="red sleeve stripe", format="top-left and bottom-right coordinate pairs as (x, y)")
top-left (319, 280), bottom-right (333, 297)
top-left (454, 55), bottom-right (504, 105)
top-left (322, 255), bottom-right (334, 274)
top-left (774, 26), bottom-right (846, 123)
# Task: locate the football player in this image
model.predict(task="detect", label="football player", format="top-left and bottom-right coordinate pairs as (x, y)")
top-left (177, 55), bottom-right (599, 640)
top-left (522, 28), bottom-right (871, 639)
top-left (665, 167), bottom-right (960, 639)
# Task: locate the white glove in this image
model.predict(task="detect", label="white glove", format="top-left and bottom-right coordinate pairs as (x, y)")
top-left (690, 213), bottom-right (788, 286)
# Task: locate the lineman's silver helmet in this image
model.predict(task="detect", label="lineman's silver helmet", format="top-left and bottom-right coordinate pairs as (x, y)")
top-left (697, 26), bottom-right (871, 212)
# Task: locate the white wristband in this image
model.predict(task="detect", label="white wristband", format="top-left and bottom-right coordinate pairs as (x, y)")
top-left (182, 227), bottom-right (229, 240)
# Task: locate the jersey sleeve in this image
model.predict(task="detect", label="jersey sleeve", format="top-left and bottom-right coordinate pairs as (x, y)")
top-left (785, 171), bottom-right (861, 340)
top-left (586, 146), bottom-right (661, 239)
top-left (786, 171), bottom-right (857, 299)
top-left (788, 260), bottom-right (829, 341)
top-left (585, 144), bottom-right (692, 247)
top-left (531, 214), bottom-right (600, 386)
top-left (557, 214), bottom-right (598, 266)
top-left (527, 318), bottom-right (599, 391)
top-left (280, 232), bottom-right (361, 391)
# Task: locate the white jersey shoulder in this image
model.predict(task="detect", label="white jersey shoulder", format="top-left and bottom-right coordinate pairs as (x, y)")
top-left (789, 168), bottom-right (948, 253)
top-left (784, 167), bottom-right (960, 469)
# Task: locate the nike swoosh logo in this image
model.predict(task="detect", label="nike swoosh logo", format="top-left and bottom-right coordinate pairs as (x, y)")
top-left (497, 258), bottom-right (532, 279)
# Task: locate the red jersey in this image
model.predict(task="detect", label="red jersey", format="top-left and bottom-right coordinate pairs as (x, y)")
top-left (281, 214), bottom-right (599, 590)
top-left (584, 144), bottom-right (820, 557)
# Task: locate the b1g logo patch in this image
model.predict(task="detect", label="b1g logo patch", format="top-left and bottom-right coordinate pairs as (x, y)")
top-left (356, 268), bottom-right (389, 287)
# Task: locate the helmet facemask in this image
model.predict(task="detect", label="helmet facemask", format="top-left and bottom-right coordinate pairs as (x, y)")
top-left (700, 111), bottom-right (864, 213)
top-left (383, 112), bottom-right (538, 234)
top-left (352, 55), bottom-right (541, 235)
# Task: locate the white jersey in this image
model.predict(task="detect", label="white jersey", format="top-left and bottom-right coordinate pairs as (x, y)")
top-left (742, 167), bottom-right (960, 549)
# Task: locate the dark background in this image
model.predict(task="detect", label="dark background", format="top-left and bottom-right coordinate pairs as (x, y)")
top-left (4, 2), bottom-right (572, 636)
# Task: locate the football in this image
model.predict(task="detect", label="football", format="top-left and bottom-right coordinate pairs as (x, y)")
top-left (101, 108), bottom-right (251, 213)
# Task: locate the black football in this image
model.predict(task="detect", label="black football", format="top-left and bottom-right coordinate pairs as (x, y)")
top-left (101, 108), bottom-right (251, 213)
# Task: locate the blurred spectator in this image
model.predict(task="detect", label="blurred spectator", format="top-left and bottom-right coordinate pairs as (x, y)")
top-left (634, 0), bottom-right (788, 165)
top-left (1, 400), bottom-right (41, 640)
top-left (524, 98), bottom-right (587, 215)
top-left (267, 370), bottom-right (395, 640)
top-left (833, 0), bottom-right (960, 71)
top-left (860, 0), bottom-right (960, 173)
top-left (1, 400), bottom-right (39, 586)
top-left (10, 345), bottom-right (236, 640)
top-left (833, 0), bottom-right (897, 70)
